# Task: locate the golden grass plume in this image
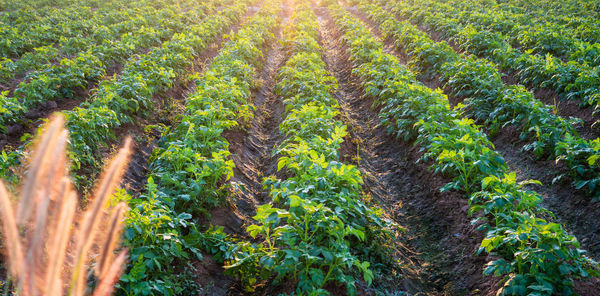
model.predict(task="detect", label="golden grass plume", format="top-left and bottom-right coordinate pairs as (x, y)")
top-left (0, 114), bottom-right (132, 296)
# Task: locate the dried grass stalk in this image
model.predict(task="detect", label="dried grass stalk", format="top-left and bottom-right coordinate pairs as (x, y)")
top-left (0, 114), bottom-right (132, 296)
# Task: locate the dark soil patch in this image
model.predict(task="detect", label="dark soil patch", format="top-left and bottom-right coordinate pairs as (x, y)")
top-left (223, 0), bottom-right (291, 219)
top-left (193, 255), bottom-right (232, 296)
top-left (338, 134), bottom-right (358, 165)
top-left (0, 72), bottom-right (26, 94)
top-left (222, 1), bottom-right (289, 226)
top-left (120, 135), bottom-right (155, 198)
top-left (316, 6), bottom-right (499, 296)
top-left (186, 3), bottom-right (291, 295)
top-left (0, 98), bottom-right (79, 151)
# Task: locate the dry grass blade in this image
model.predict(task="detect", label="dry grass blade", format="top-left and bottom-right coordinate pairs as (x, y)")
top-left (70, 137), bottom-right (132, 296)
top-left (16, 116), bottom-right (64, 225)
top-left (24, 122), bottom-right (69, 295)
top-left (0, 182), bottom-right (23, 277)
top-left (44, 189), bottom-right (77, 295)
top-left (96, 203), bottom-right (126, 278)
top-left (91, 250), bottom-right (128, 296)
top-left (0, 114), bottom-right (132, 296)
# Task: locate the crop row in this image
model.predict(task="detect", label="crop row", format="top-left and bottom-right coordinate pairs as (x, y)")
top-left (214, 3), bottom-right (395, 295)
top-left (385, 0), bottom-right (600, 116)
top-left (489, 1), bottom-right (600, 44)
top-left (0, 0), bottom-right (245, 190)
top-left (0, 0), bottom-right (213, 82)
top-left (328, 1), bottom-right (600, 294)
top-left (356, 0), bottom-right (600, 201)
top-left (505, 0), bottom-right (600, 19)
top-left (117, 1), bottom-right (278, 294)
top-left (414, 0), bottom-right (600, 64)
top-left (0, 0), bottom-right (89, 15)
top-left (63, 0), bottom-right (249, 185)
top-left (0, 0), bottom-right (146, 59)
top-left (432, 0), bottom-right (597, 29)
top-left (0, 0), bottom-right (219, 135)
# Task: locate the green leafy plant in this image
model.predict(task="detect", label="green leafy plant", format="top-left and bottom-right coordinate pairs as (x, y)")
top-left (331, 2), bottom-right (600, 294)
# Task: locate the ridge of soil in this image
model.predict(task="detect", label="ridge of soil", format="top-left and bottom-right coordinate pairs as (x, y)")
top-left (194, 2), bottom-right (292, 295)
top-left (217, 3), bottom-right (289, 236)
top-left (346, 4), bottom-right (600, 294)
top-left (316, 5), bottom-right (499, 296)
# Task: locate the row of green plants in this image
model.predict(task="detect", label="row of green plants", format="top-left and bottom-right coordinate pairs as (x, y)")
top-left (117, 2), bottom-right (278, 294)
top-left (0, 0), bottom-right (210, 187)
top-left (0, 0), bottom-right (211, 81)
top-left (0, 0), bottom-right (83, 12)
top-left (359, 0), bottom-right (600, 200)
top-left (0, 5), bottom-right (131, 78)
top-left (384, 0), bottom-right (600, 116)
top-left (0, 5), bottom-right (93, 58)
top-left (0, 0), bottom-right (241, 190)
top-left (483, 0), bottom-right (600, 44)
top-left (328, 2), bottom-right (600, 294)
top-left (0, 0), bottom-right (144, 58)
top-left (501, 0), bottom-right (600, 19)
top-left (409, 0), bottom-right (600, 65)
top-left (63, 0), bottom-right (250, 188)
top-left (219, 4), bottom-right (396, 295)
top-left (0, 0), bottom-right (218, 135)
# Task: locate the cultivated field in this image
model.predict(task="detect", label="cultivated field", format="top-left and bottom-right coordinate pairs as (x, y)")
top-left (1, 0), bottom-right (600, 295)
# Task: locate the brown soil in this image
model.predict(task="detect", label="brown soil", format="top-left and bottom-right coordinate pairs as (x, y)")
top-left (193, 255), bottom-right (237, 296)
top-left (203, 3), bottom-right (292, 295)
top-left (223, 5), bottom-right (289, 222)
top-left (348, 4), bottom-right (600, 294)
top-left (0, 72), bottom-right (26, 94)
top-left (533, 87), bottom-right (600, 140)
top-left (0, 97), bottom-right (80, 151)
top-left (316, 5), bottom-right (499, 296)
